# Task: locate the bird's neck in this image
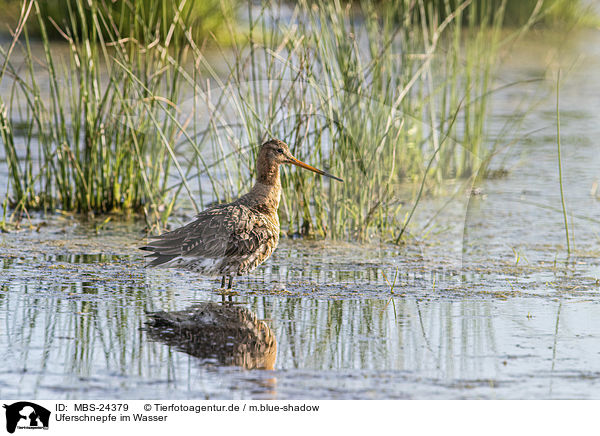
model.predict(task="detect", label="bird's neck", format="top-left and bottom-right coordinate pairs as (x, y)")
top-left (244, 165), bottom-right (281, 215)
top-left (257, 160), bottom-right (280, 186)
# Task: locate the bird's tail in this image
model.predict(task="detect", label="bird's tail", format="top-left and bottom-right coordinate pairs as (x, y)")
top-left (139, 245), bottom-right (180, 267)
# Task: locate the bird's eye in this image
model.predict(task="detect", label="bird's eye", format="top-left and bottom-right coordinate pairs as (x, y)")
top-left (277, 148), bottom-right (284, 154)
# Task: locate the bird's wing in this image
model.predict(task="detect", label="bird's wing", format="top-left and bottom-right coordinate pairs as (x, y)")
top-left (140, 204), bottom-right (277, 266)
top-left (221, 206), bottom-right (277, 260)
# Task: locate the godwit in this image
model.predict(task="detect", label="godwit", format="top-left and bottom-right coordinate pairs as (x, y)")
top-left (140, 139), bottom-right (342, 288)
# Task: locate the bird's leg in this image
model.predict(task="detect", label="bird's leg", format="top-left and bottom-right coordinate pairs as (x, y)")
top-left (227, 276), bottom-right (233, 289)
top-left (221, 276), bottom-right (226, 289)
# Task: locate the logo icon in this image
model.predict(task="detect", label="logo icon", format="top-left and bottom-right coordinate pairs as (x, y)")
top-left (2, 402), bottom-right (50, 434)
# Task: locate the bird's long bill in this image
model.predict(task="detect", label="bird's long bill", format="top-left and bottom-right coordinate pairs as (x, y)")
top-left (288, 156), bottom-right (343, 182)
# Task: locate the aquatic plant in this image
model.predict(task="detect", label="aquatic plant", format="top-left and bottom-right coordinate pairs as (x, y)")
top-left (219, 0), bottom-right (513, 240)
top-left (0, 0), bottom-right (211, 230)
top-left (337, 0), bottom-right (596, 27)
top-left (0, 0), bottom-right (239, 42)
top-left (0, 0), bottom-right (535, 239)
top-left (555, 70), bottom-right (570, 255)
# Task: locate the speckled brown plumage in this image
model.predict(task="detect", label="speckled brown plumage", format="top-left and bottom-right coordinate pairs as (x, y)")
top-left (140, 138), bottom-right (342, 288)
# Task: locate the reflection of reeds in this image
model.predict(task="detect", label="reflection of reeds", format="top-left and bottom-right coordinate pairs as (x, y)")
top-left (1, 0), bottom-right (535, 239)
top-left (0, 267), bottom-right (179, 392)
top-left (0, 259), bottom-right (499, 396)
top-left (265, 296), bottom-right (498, 380)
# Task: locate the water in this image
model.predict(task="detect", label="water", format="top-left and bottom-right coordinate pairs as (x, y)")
top-left (1, 28), bottom-right (600, 399)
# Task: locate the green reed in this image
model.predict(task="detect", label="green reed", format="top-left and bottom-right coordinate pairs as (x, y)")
top-left (0, 0), bottom-right (223, 229)
top-left (555, 70), bottom-right (570, 255)
top-left (219, 0), bottom-right (517, 240)
top-left (0, 0), bottom-right (538, 239)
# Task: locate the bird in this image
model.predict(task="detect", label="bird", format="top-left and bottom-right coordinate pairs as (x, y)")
top-left (140, 138), bottom-right (343, 289)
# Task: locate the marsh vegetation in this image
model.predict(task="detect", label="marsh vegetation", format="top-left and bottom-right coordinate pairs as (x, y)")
top-left (0, 0), bottom-right (566, 239)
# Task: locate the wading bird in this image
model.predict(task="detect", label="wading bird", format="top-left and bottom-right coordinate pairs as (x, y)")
top-left (140, 139), bottom-right (342, 288)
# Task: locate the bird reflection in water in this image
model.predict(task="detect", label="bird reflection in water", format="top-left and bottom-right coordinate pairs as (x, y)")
top-left (145, 302), bottom-right (277, 371)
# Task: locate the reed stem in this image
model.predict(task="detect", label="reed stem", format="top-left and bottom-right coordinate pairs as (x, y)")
top-left (556, 69), bottom-right (570, 254)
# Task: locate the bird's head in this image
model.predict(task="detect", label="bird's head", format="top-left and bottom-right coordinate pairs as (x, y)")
top-left (259, 139), bottom-right (343, 182)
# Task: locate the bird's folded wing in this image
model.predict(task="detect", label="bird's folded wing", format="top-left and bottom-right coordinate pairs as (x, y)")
top-left (141, 204), bottom-right (277, 264)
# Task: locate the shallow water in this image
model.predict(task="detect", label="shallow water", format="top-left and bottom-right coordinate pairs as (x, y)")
top-left (1, 28), bottom-right (600, 399)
